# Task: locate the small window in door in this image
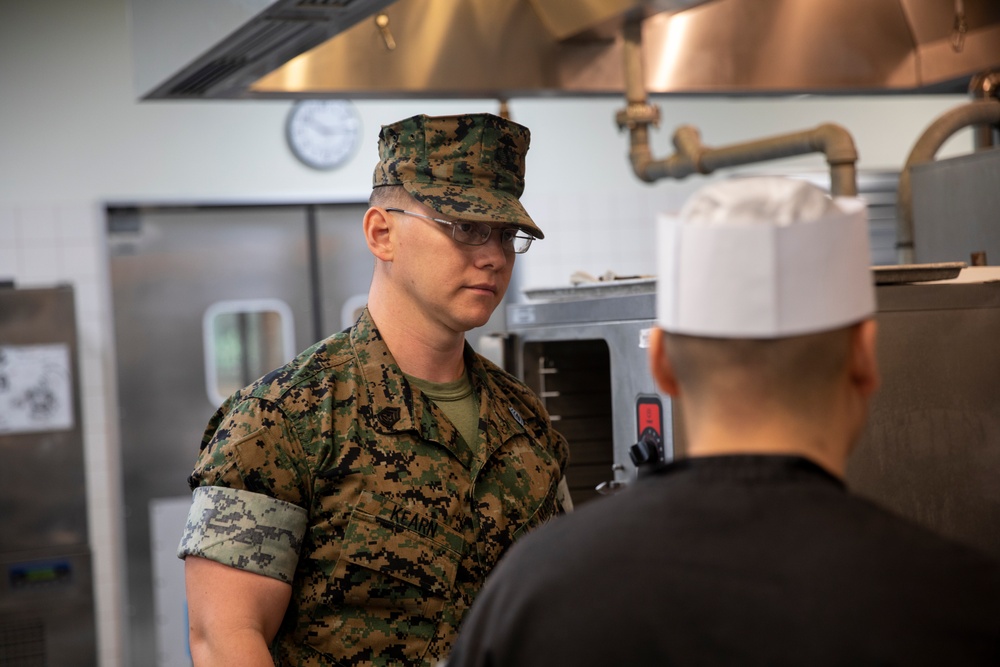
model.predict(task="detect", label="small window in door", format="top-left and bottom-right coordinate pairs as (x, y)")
top-left (203, 299), bottom-right (295, 407)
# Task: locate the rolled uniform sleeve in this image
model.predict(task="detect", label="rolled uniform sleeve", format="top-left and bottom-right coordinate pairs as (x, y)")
top-left (178, 395), bottom-right (313, 583)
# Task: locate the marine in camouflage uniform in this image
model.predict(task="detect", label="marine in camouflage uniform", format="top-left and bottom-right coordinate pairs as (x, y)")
top-left (178, 113), bottom-right (571, 666)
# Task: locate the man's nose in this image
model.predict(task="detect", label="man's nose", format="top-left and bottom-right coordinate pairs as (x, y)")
top-left (476, 231), bottom-right (510, 266)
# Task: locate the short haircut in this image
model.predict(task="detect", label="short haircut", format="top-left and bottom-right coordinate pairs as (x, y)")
top-left (664, 326), bottom-right (856, 412)
top-left (369, 184), bottom-right (410, 209)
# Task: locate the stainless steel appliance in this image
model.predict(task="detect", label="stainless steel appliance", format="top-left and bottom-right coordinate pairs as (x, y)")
top-left (848, 267), bottom-right (1000, 558)
top-left (503, 281), bottom-right (668, 505)
top-left (911, 146), bottom-right (1000, 266)
top-left (0, 285), bottom-right (97, 667)
top-left (502, 268), bottom-right (1000, 561)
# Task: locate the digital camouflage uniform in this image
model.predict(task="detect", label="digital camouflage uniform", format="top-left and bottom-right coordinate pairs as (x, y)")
top-left (178, 308), bottom-right (570, 666)
top-left (372, 113), bottom-right (544, 238)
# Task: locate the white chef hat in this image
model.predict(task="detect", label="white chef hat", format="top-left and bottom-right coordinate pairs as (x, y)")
top-left (656, 176), bottom-right (875, 338)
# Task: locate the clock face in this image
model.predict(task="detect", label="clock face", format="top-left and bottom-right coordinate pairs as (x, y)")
top-left (286, 100), bottom-right (362, 171)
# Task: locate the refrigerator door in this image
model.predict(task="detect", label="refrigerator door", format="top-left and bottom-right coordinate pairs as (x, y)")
top-left (109, 205), bottom-right (317, 666)
top-left (0, 285), bottom-right (97, 666)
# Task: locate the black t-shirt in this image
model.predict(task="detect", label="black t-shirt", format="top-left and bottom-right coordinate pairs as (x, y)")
top-left (448, 455), bottom-right (1000, 666)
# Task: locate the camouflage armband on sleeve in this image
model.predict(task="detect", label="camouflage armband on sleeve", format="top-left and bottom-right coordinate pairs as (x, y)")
top-left (177, 486), bottom-right (308, 583)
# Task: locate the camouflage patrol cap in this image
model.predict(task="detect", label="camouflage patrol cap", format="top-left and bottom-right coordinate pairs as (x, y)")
top-left (372, 113), bottom-right (544, 238)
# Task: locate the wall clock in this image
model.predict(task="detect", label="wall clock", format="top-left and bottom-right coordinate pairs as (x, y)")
top-left (285, 99), bottom-right (362, 171)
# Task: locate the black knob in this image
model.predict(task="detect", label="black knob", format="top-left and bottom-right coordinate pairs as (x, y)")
top-left (629, 428), bottom-right (663, 467)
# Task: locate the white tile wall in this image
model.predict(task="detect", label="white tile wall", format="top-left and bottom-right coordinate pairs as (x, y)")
top-left (519, 183), bottom-right (701, 291)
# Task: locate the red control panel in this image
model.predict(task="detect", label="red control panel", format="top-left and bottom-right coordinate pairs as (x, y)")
top-left (631, 394), bottom-right (664, 467)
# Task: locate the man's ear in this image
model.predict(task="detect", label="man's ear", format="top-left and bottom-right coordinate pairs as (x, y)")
top-left (363, 206), bottom-right (394, 261)
top-left (849, 319), bottom-right (880, 398)
top-left (648, 327), bottom-right (680, 397)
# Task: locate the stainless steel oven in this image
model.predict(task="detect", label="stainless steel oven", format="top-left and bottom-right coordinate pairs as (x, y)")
top-left (502, 280), bottom-right (672, 506)
top-left (502, 269), bottom-right (1000, 562)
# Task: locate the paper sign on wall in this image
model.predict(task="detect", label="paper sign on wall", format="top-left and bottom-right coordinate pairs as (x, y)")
top-left (0, 344), bottom-right (74, 435)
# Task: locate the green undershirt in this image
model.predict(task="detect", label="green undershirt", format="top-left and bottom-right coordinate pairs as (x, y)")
top-left (405, 372), bottom-right (480, 455)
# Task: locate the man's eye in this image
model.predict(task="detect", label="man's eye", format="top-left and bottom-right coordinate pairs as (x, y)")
top-left (456, 222), bottom-right (476, 235)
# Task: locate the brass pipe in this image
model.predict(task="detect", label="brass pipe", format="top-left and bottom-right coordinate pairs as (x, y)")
top-left (615, 17), bottom-right (858, 196)
top-left (654, 123), bottom-right (859, 196)
top-left (968, 69), bottom-right (1000, 149)
top-left (616, 17), bottom-right (662, 183)
top-left (896, 99), bottom-right (1000, 263)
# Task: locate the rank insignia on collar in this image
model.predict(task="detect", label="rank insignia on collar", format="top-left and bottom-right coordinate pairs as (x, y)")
top-left (508, 405), bottom-right (525, 427)
top-left (377, 407), bottom-right (401, 428)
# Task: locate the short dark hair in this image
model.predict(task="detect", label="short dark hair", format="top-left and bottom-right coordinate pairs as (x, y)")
top-left (665, 326), bottom-right (855, 412)
top-left (368, 184), bottom-right (409, 209)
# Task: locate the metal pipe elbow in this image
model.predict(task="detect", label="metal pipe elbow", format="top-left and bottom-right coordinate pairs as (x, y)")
top-left (628, 143), bottom-right (659, 183)
top-left (812, 123), bottom-right (859, 166)
top-left (629, 146), bottom-right (697, 183)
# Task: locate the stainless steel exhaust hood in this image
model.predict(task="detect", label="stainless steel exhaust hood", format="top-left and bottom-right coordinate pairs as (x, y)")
top-left (132, 0), bottom-right (1000, 100)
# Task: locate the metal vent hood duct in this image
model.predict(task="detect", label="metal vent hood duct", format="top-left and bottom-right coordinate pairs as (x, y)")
top-left (131, 0), bottom-right (1000, 100)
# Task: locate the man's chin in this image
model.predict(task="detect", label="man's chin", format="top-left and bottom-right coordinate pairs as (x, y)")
top-left (458, 317), bottom-right (491, 333)
top-left (452, 308), bottom-right (496, 333)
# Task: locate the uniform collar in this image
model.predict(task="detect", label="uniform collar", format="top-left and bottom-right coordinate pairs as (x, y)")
top-left (350, 308), bottom-right (415, 432)
top-left (350, 308), bottom-right (527, 466)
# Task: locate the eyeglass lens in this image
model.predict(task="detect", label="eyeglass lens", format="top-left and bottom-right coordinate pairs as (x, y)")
top-left (451, 222), bottom-right (531, 253)
top-left (386, 209), bottom-right (533, 253)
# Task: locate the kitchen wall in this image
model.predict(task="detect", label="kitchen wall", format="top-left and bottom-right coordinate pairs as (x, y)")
top-left (0, 0), bottom-right (983, 664)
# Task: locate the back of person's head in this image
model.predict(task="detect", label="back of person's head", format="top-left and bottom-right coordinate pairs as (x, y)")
top-left (654, 177), bottom-right (875, 413)
top-left (665, 329), bottom-right (854, 416)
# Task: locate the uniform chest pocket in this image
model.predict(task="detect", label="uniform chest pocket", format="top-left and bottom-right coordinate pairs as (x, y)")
top-left (319, 491), bottom-right (466, 663)
top-left (338, 492), bottom-right (463, 605)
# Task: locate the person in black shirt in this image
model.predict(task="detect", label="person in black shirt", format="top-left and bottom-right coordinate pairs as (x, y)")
top-left (446, 176), bottom-right (1000, 667)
